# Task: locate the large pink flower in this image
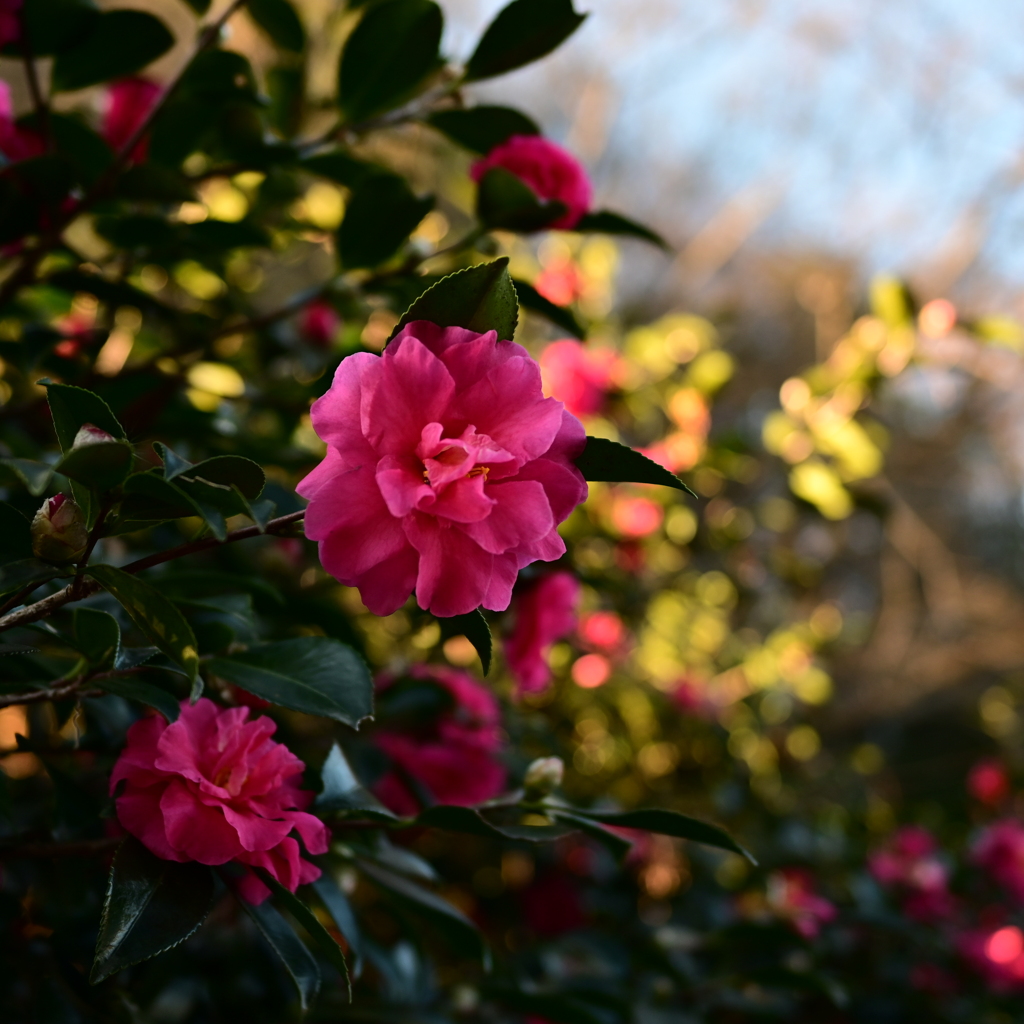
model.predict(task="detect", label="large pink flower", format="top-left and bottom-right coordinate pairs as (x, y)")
top-left (297, 321), bottom-right (588, 618)
top-left (110, 699), bottom-right (329, 905)
top-left (504, 570), bottom-right (580, 695)
top-left (471, 135), bottom-right (592, 230)
top-left (373, 665), bottom-right (506, 815)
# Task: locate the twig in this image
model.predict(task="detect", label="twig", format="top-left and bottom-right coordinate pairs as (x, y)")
top-left (18, 14), bottom-right (51, 153)
top-left (0, 675), bottom-right (87, 709)
top-left (0, 837), bottom-right (120, 860)
top-left (0, 509), bottom-right (305, 634)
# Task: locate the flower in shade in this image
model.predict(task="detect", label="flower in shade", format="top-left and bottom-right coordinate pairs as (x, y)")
top-left (539, 339), bottom-right (621, 419)
top-left (959, 924), bottom-right (1024, 991)
top-left (103, 78), bottom-right (162, 161)
top-left (868, 826), bottom-right (954, 921)
top-left (373, 665), bottom-right (506, 815)
top-left (503, 570), bottom-right (580, 695)
top-left (968, 758), bottom-right (1010, 806)
top-left (764, 868), bottom-right (837, 939)
top-left (0, 0), bottom-right (20, 50)
top-left (972, 819), bottom-right (1024, 902)
top-left (110, 699), bottom-right (329, 905)
top-left (470, 135), bottom-right (592, 230)
top-left (31, 493), bottom-right (88, 563)
top-left (299, 299), bottom-right (341, 347)
top-left (297, 321), bottom-right (588, 617)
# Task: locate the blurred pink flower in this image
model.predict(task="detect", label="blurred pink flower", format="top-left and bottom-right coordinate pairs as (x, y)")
top-left (869, 826), bottom-right (954, 921)
top-left (471, 135), bottom-right (592, 230)
top-left (571, 653), bottom-right (611, 689)
top-left (610, 494), bottom-right (663, 537)
top-left (504, 570), bottom-right (580, 694)
top-left (959, 924), bottom-right (1024, 991)
top-left (579, 610), bottom-right (627, 653)
top-left (765, 869), bottom-right (837, 939)
top-left (103, 78), bottom-right (162, 160)
top-left (534, 257), bottom-right (584, 307)
top-left (300, 299), bottom-right (340, 347)
top-left (0, 0), bottom-right (20, 49)
top-left (297, 320), bottom-right (588, 617)
top-left (374, 665), bottom-right (506, 815)
top-left (539, 339), bottom-right (621, 418)
top-left (110, 699), bottom-right (328, 905)
top-left (973, 819), bottom-right (1024, 901)
top-left (969, 759), bottom-right (1010, 806)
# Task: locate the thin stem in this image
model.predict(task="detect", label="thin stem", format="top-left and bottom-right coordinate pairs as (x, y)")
top-left (0, 837), bottom-right (120, 860)
top-left (0, 509), bottom-right (305, 634)
top-left (19, 14), bottom-right (51, 154)
top-left (0, 675), bottom-right (86, 709)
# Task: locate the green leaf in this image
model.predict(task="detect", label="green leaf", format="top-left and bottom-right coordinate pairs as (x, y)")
top-left (118, 471), bottom-right (202, 522)
top-left (549, 809), bottom-right (633, 861)
top-left (0, 559), bottom-right (61, 598)
top-left (416, 805), bottom-right (571, 842)
top-left (73, 608), bottom-right (120, 667)
top-left (464, 0), bottom-right (587, 83)
top-left (49, 113), bottom-right (115, 185)
top-left (51, 10), bottom-right (175, 92)
top-left (387, 258), bottom-right (518, 344)
top-left (11, 0), bottom-right (100, 57)
top-left (158, 445), bottom-right (266, 499)
top-left (90, 837), bottom-right (215, 984)
top-left (54, 440), bottom-right (133, 493)
top-left (207, 637), bottom-right (372, 727)
top-left (426, 106), bottom-right (539, 154)
top-left (575, 807), bottom-right (755, 862)
top-left (300, 150), bottom-right (383, 188)
top-left (513, 277), bottom-right (585, 338)
top-left (257, 872), bottom-right (350, 998)
top-left (0, 503), bottom-right (32, 565)
top-left (574, 209), bottom-right (668, 248)
top-left (43, 382), bottom-right (126, 454)
top-left (339, 0), bottom-right (443, 124)
top-left (236, 890), bottom-right (320, 1011)
top-left (248, 0), bottom-right (305, 52)
top-left (0, 458), bottom-right (53, 496)
top-left (437, 609), bottom-right (491, 674)
top-left (181, 0), bottom-right (211, 13)
top-left (476, 166), bottom-right (566, 232)
top-left (267, 65), bottom-right (305, 136)
top-left (338, 174), bottom-right (434, 269)
top-left (87, 565), bottom-right (199, 686)
top-left (357, 861), bottom-right (490, 967)
top-left (574, 437), bottom-right (697, 496)
top-left (94, 676), bottom-right (180, 722)
top-left (316, 743), bottom-right (397, 820)
top-left (311, 877), bottom-right (365, 977)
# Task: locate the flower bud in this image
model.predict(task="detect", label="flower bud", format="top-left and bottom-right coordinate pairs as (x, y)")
top-left (31, 493), bottom-right (88, 563)
top-left (523, 756), bottom-right (564, 798)
top-left (72, 422), bottom-right (116, 448)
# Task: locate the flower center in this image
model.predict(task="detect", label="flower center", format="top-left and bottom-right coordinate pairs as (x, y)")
top-left (416, 423), bottom-right (513, 490)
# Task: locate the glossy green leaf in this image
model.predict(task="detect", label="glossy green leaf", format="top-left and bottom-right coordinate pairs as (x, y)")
top-left (118, 471), bottom-right (202, 522)
top-left (426, 106), bottom-right (540, 154)
top-left (95, 676), bottom-right (180, 722)
top-left (157, 445), bottom-right (265, 499)
top-left (0, 559), bottom-right (61, 598)
top-left (52, 10), bottom-right (174, 92)
top-left (87, 565), bottom-right (199, 685)
top-left (90, 837), bottom-right (215, 983)
top-left (43, 382), bottom-right (126, 454)
top-left (416, 804), bottom-right (571, 842)
top-left (437, 609), bottom-right (492, 674)
top-left (476, 166), bottom-right (566, 232)
top-left (237, 892), bottom-right (320, 1011)
top-left (11, 0), bottom-right (100, 57)
top-left (207, 637), bottom-right (373, 726)
top-left (576, 807), bottom-right (755, 862)
top-left (574, 436), bottom-right (697, 496)
top-left (464, 0), bottom-right (587, 83)
top-left (358, 861), bottom-right (490, 967)
top-left (300, 150), bottom-right (383, 189)
top-left (54, 440), bottom-right (133, 493)
top-left (388, 258), bottom-right (518, 344)
top-left (549, 809), bottom-right (634, 861)
top-left (338, 174), bottom-right (434, 269)
top-left (513, 277), bottom-right (585, 338)
top-left (339, 0), bottom-right (443, 124)
top-left (248, 0), bottom-right (305, 52)
top-left (0, 503), bottom-right (32, 565)
top-left (311, 877), bottom-right (365, 978)
top-left (574, 209), bottom-right (668, 248)
top-left (73, 607), bottom-right (120, 667)
top-left (316, 743), bottom-right (397, 820)
top-left (0, 458), bottom-right (53, 496)
top-left (258, 872), bottom-right (350, 998)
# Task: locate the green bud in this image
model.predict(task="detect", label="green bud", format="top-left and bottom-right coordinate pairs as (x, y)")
top-left (523, 756), bottom-right (564, 799)
top-left (31, 493), bottom-right (88, 563)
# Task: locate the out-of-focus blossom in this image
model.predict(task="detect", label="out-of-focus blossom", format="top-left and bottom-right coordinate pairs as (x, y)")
top-left (103, 78), bottom-right (162, 161)
top-left (959, 924), bottom-right (1024, 990)
top-left (504, 570), bottom-right (580, 695)
top-left (670, 676), bottom-right (712, 717)
top-left (0, 0), bottom-right (21, 49)
top-left (521, 871), bottom-right (586, 935)
top-left (539, 339), bottom-right (622, 419)
top-left (571, 652), bottom-right (610, 689)
top-left (0, 81), bottom-right (43, 163)
top-left (110, 699), bottom-right (328, 905)
top-left (869, 826), bottom-right (954, 920)
top-left (972, 820), bottom-right (1024, 901)
top-left (297, 321), bottom-right (588, 618)
top-left (299, 299), bottom-right (340, 347)
top-left (918, 298), bottom-right (957, 338)
top-left (969, 759), bottom-right (1010, 806)
top-left (535, 256), bottom-right (585, 307)
top-left (523, 756), bottom-right (564, 797)
top-left (610, 495), bottom-right (663, 537)
top-left (373, 665), bottom-right (506, 815)
top-left (578, 610), bottom-right (627, 653)
top-left (764, 869), bottom-right (837, 938)
top-left (470, 135), bottom-right (592, 230)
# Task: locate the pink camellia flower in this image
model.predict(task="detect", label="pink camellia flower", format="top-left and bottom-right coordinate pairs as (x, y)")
top-left (504, 570), bottom-right (580, 694)
top-left (868, 826), bottom-right (954, 921)
top-left (102, 78), bottom-right (162, 161)
top-left (765, 868), bottom-right (837, 939)
top-left (300, 299), bottom-right (340, 347)
top-left (540, 339), bottom-right (621, 419)
top-left (969, 759), bottom-right (1011, 806)
top-left (959, 924), bottom-right (1024, 991)
top-left (973, 819), bottom-right (1024, 902)
top-left (471, 135), bottom-right (592, 230)
top-left (297, 321), bottom-right (588, 618)
top-left (373, 665), bottom-right (506, 815)
top-left (110, 699), bottom-right (329, 905)
top-left (0, 0), bottom-right (20, 49)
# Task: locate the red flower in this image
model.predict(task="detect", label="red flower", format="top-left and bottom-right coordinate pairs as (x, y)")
top-left (103, 78), bottom-right (162, 161)
top-left (300, 299), bottom-right (341, 347)
top-left (969, 759), bottom-right (1010, 805)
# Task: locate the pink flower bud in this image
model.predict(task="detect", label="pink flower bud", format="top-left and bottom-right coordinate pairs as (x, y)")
top-left (72, 423), bottom-right (116, 448)
top-left (523, 756), bottom-right (564, 797)
top-left (31, 493), bottom-right (89, 563)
